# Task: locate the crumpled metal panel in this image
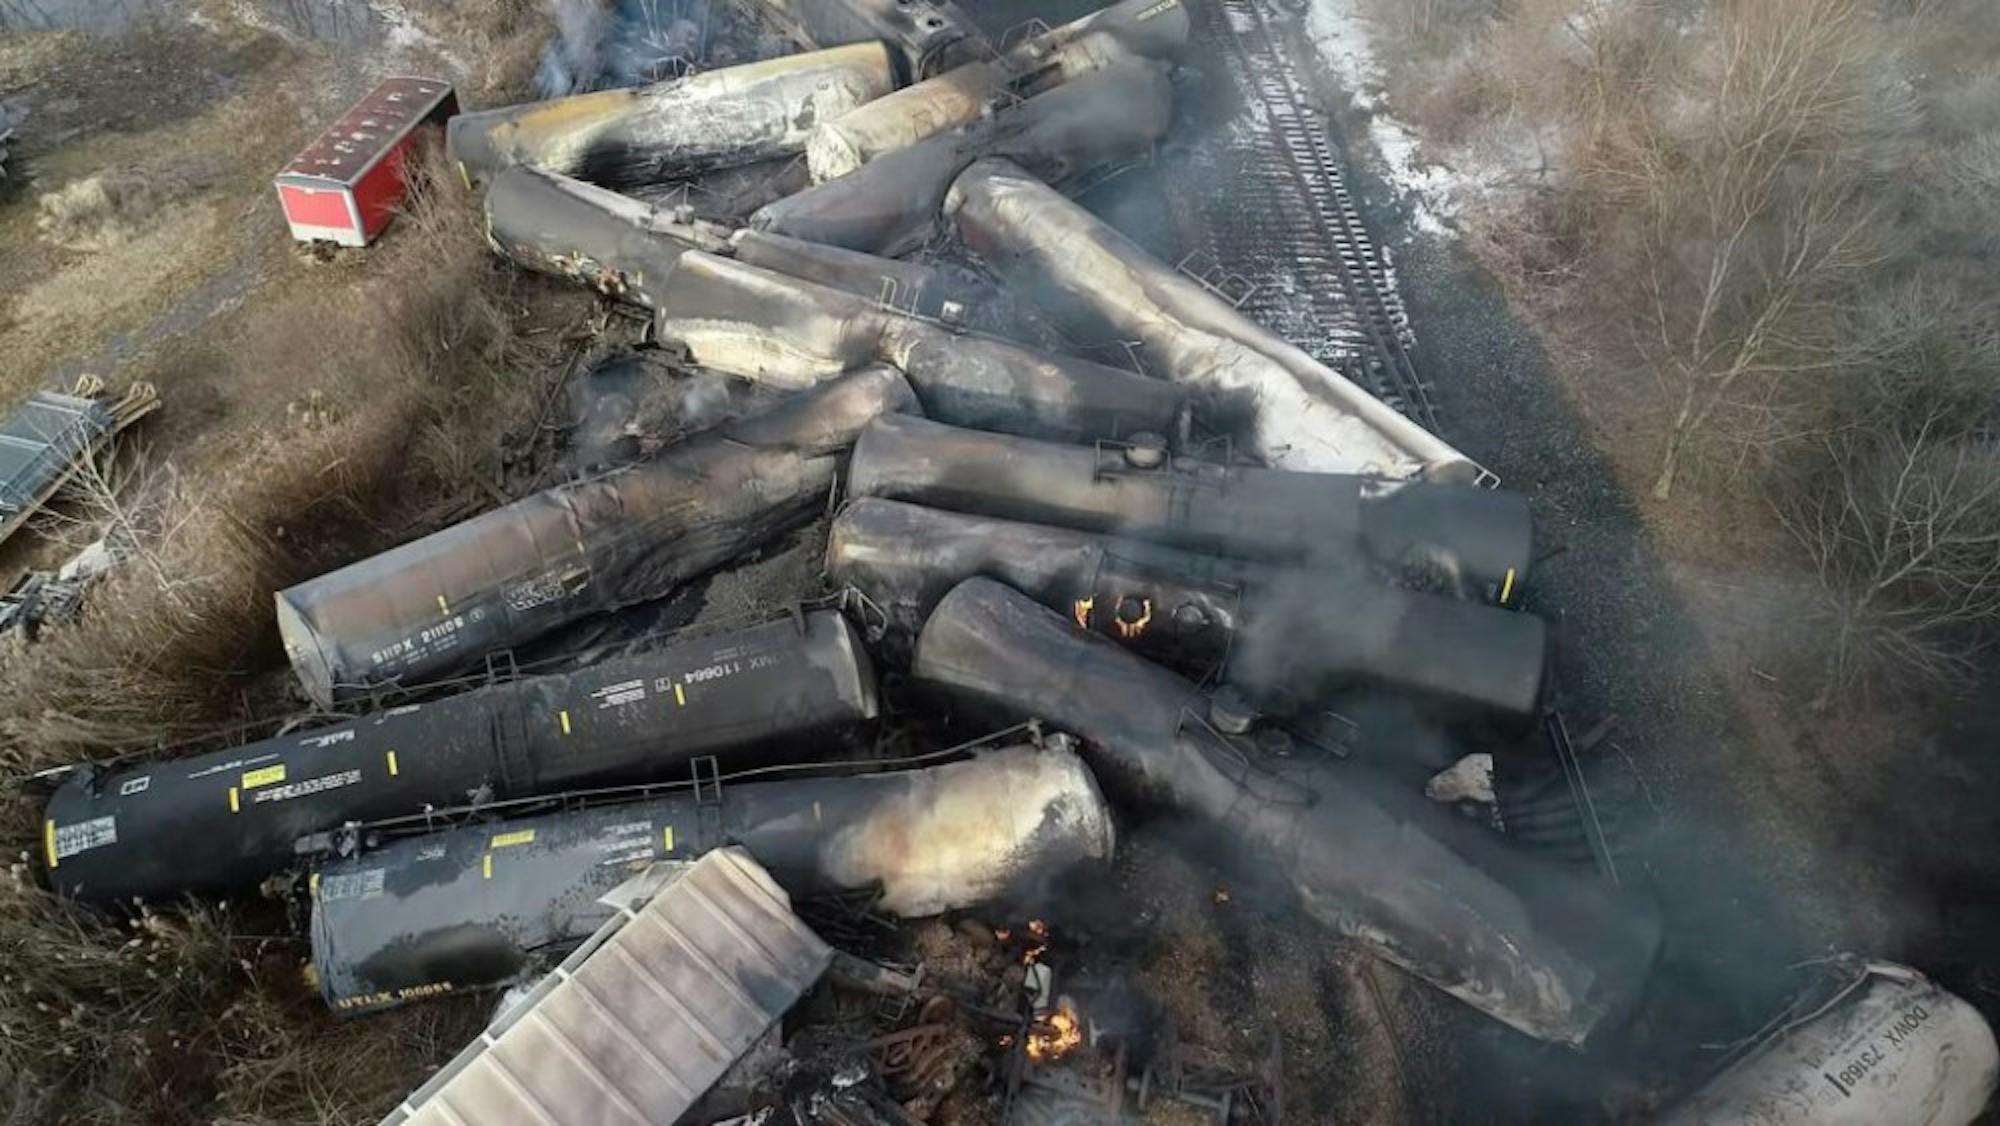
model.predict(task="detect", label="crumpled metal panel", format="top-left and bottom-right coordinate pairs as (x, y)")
top-left (0, 392), bottom-right (110, 516)
top-left (383, 848), bottom-right (833, 1126)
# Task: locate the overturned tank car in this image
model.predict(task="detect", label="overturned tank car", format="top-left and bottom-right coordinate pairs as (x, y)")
top-left (805, 0), bottom-right (1190, 182)
top-left (741, 0), bottom-right (988, 80)
top-left (309, 741), bottom-right (1114, 1013)
top-left (911, 577), bottom-right (1659, 1045)
top-left (482, 167), bottom-right (732, 308)
top-left (654, 251), bottom-right (1191, 443)
top-left (947, 158), bottom-right (1479, 481)
top-left (846, 414), bottom-right (1532, 601)
top-left (43, 611), bottom-right (876, 905)
top-left (1663, 960), bottom-right (1997, 1125)
top-left (447, 43), bottom-right (897, 188)
top-left (750, 62), bottom-right (1173, 257)
top-left (828, 497), bottom-right (1547, 719)
top-left (277, 366), bottom-right (915, 706)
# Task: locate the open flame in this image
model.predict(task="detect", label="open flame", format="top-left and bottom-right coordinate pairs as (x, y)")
top-left (1021, 918), bottom-right (1050, 966)
top-left (1025, 1002), bottom-right (1084, 1061)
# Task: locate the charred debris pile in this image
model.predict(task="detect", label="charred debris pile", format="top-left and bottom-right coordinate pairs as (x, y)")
top-left (33, 0), bottom-right (1999, 1122)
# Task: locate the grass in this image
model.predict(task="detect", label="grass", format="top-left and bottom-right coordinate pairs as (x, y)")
top-left (0, 145), bottom-right (581, 1121)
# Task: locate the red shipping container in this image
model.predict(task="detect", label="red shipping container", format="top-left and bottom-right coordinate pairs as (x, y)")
top-left (275, 76), bottom-right (458, 248)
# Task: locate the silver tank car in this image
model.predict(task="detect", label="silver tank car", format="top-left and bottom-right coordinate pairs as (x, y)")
top-left (1663, 960), bottom-right (1997, 1126)
top-left (654, 250), bottom-right (1191, 443)
top-left (740, 0), bottom-right (987, 80)
top-left (805, 0), bottom-right (1191, 182)
top-left (826, 497), bottom-right (1547, 719)
top-left (309, 742), bottom-right (1115, 1013)
top-left (43, 611), bottom-right (875, 906)
top-left (946, 158), bottom-right (1480, 482)
top-left (446, 43), bottom-right (898, 189)
top-left (911, 577), bottom-right (1661, 1045)
top-left (276, 367), bottom-right (916, 707)
top-left (750, 63), bottom-right (1173, 257)
top-left (845, 414), bottom-right (1533, 602)
top-left (729, 228), bottom-right (973, 321)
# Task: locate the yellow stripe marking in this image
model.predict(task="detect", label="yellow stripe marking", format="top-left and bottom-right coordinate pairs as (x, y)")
top-left (386, 750), bottom-right (399, 776)
top-left (673, 683), bottom-right (685, 707)
top-left (813, 800), bottom-right (822, 823)
top-left (242, 765), bottom-right (286, 789)
top-left (456, 161), bottom-right (471, 191)
top-left (482, 854), bottom-right (493, 879)
top-left (558, 709), bottom-right (571, 735)
top-left (229, 787), bottom-right (241, 814)
top-left (436, 594), bottom-right (450, 615)
top-left (490, 830), bottom-right (536, 849)
top-left (662, 825), bottom-right (674, 853)
top-left (310, 873), bottom-right (321, 899)
top-left (1499, 568), bottom-right (1517, 605)
top-left (44, 820), bottom-right (57, 869)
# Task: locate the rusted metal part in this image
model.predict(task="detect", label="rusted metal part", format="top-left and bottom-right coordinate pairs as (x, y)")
top-left (826, 497), bottom-right (1548, 720)
top-left (804, 0), bottom-right (1190, 182)
top-left (447, 43), bottom-right (898, 188)
top-left (946, 158), bottom-right (1480, 482)
top-left (309, 743), bottom-right (1117, 1013)
top-left (738, 0), bottom-right (987, 80)
top-left (911, 578), bottom-right (1663, 1045)
top-left (845, 414), bottom-right (1534, 602)
top-left (750, 63), bottom-right (1172, 257)
top-left (276, 366), bottom-right (916, 705)
top-left (653, 251), bottom-right (1189, 442)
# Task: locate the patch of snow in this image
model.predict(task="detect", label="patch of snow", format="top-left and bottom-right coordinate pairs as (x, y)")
top-left (1305, 0), bottom-right (1470, 239)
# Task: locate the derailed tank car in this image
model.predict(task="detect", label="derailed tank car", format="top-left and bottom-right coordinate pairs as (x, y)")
top-left (43, 611), bottom-right (877, 905)
top-left (846, 414), bottom-right (1533, 601)
top-left (277, 366), bottom-right (915, 706)
top-left (827, 498), bottom-right (1547, 719)
top-left (654, 251), bottom-right (1191, 443)
top-left (804, 0), bottom-right (1191, 182)
top-left (446, 43), bottom-right (897, 188)
top-left (310, 742), bottom-right (1114, 1013)
top-left (912, 578), bottom-right (1659, 1045)
top-left (738, 0), bottom-right (987, 80)
top-left (1663, 960), bottom-right (1997, 1125)
top-left (947, 158), bottom-right (1479, 481)
top-left (750, 63), bottom-right (1173, 257)
top-left (481, 167), bottom-right (732, 308)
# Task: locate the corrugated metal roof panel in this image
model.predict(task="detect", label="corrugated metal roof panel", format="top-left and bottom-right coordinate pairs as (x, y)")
top-left (384, 848), bottom-right (832, 1126)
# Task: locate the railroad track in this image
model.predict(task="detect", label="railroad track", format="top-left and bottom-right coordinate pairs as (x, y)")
top-left (1179, 0), bottom-right (1621, 880)
top-left (1182, 0), bottom-right (1437, 432)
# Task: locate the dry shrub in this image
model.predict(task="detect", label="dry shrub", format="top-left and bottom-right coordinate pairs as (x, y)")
top-left (404, 0), bottom-right (551, 104)
top-left (0, 144), bottom-right (571, 1120)
top-left (1370, 0), bottom-right (2000, 696)
top-left (36, 171), bottom-right (171, 252)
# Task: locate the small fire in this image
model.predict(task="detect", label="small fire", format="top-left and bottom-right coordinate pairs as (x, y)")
top-left (994, 928), bottom-right (1011, 942)
top-left (1072, 596), bottom-right (1094, 630)
top-left (1025, 1002), bottom-right (1084, 1061)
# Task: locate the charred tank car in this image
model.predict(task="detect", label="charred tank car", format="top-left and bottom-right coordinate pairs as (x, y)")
top-left (309, 742), bottom-right (1114, 1013)
top-left (43, 611), bottom-right (877, 905)
top-left (652, 251), bottom-right (1191, 443)
top-left (827, 498), bottom-right (1547, 720)
top-left (911, 578), bottom-right (1658, 1045)
top-left (276, 367), bottom-right (915, 706)
top-left (446, 43), bottom-right (897, 188)
top-left (846, 414), bottom-right (1533, 602)
top-left (739, 0), bottom-right (988, 80)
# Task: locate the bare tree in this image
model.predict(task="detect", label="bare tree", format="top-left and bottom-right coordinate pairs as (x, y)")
top-left (1626, 0), bottom-right (1904, 499)
top-left (1781, 405), bottom-right (2000, 701)
top-left (33, 441), bottom-right (206, 608)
